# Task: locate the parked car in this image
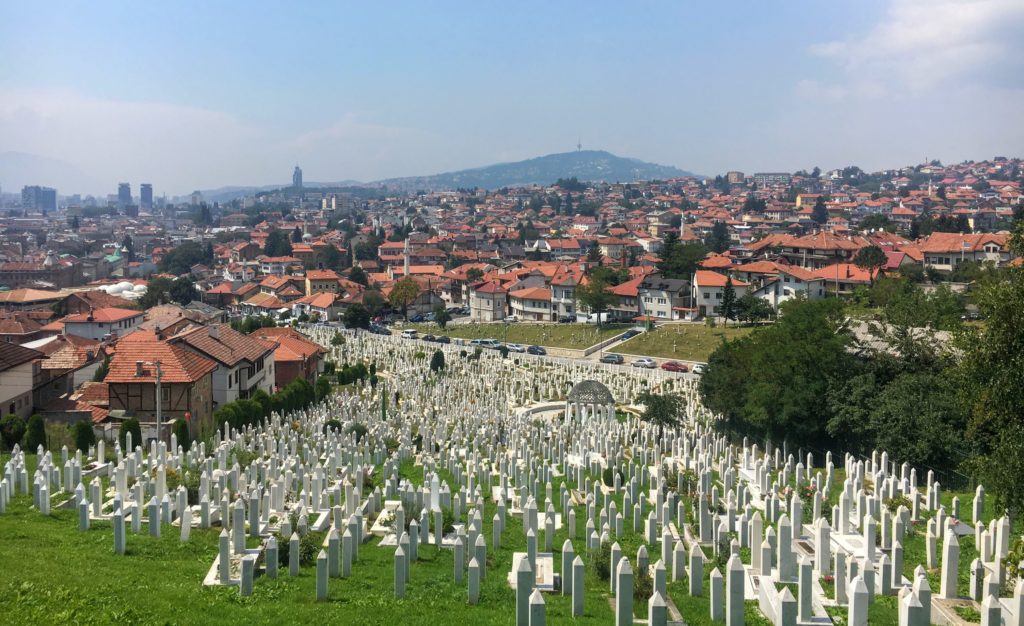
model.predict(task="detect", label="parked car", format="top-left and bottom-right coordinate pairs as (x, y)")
top-left (691, 364), bottom-right (706, 375)
top-left (660, 361), bottom-right (687, 372)
top-left (631, 357), bottom-right (657, 369)
top-left (368, 324), bottom-right (391, 336)
top-left (621, 329), bottom-right (642, 340)
top-left (469, 338), bottom-right (502, 349)
top-left (506, 343), bottom-right (526, 353)
top-left (505, 315), bottom-right (519, 323)
top-left (400, 329), bottom-right (418, 339)
top-left (599, 353), bottom-right (624, 364)
top-left (421, 334), bottom-right (436, 342)
top-left (527, 345), bottom-right (546, 355)
top-left (435, 335), bottom-right (451, 344)
top-left (558, 315), bottom-right (575, 324)
top-left (409, 313), bottom-right (425, 323)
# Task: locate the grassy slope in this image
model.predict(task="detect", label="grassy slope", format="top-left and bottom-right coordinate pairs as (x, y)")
top-left (611, 325), bottom-right (754, 362)
top-left (404, 323), bottom-right (628, 350)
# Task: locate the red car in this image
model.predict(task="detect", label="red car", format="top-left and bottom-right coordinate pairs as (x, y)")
top-left (660, 361), bottom-right (688, 372)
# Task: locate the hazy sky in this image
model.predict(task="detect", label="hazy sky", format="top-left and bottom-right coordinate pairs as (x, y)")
top-left (1, 0), bottom-right (1022, 196)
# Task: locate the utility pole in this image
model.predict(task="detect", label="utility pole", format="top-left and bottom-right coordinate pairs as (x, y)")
top-left (153, 361), bottom-right (163, 444)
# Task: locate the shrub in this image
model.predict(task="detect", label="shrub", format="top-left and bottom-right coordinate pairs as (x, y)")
top-left (384, 436), bottom-right (399, 453)
top-left (279, 530), bottom-right (326, 568)
top-left (73, 420), bottom-right (96, 453)
top-left (0, 414), bottom-right (26, 450)
top-left (324, 419), bottom-right (342, 433)
top-left (633, 567), bottom-right (654, 604)
top-left (345, 422), bottom-right (368, 443)
top-left (602, 467), bottom-right (615, 487)
top-left (118, 418), bottom-right (142, 451)
top-left (593, 542), bottom-right (612, 580)
top-left (23, 414), bottom-right (47, 452)
top-left (499, 345), bottom-right (509, 359)
top-left (172, 418), bottom-right (190, 452)
top-left (413, 351), bottom-right (426, 360)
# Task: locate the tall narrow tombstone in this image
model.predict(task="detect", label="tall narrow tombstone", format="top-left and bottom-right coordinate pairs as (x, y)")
top-left (689, 543), bottom-right (704, 596)
top-left (328, 529), bottom-right (340, 577)
top-left (240, 555), bottom-right (254, 596)
top-left (218, 529), bottom-right (231, 584)
top-left (572, 556), bottom-right (585, 616)
top-left (394, 546), bottom-right (406, 598)
top-left (149, 497), bottom-right (160, 537)
top-left (113, 508), bottom-right (126, 555)
top-left (649, 591), bottom-right (668, 626)
top-left (798, 556), bottom-right (813, 622)
top-left (709, 567), bottom-right (724, 621)
top-left (316, 550), bottom-right (328, 601)
top-left (266, 536), bottom-right (278, 579)
top-left (529, 588), bottom-right (546, 626)
top-left (940, 531), bottom-right (960, 599)
top-left (468, 556), bottom-right (480, 605)
top-left (849, 575), bottom-right (869, 626)
top-left (726, 554), bottom-right (745, 626)
top-left (289, 532), bottom-right (300, 576)
top-left (981, 594), bottom-right (1001, 626)
top-left (561, 540), bottom-right (574, 596)
top-left (616, 558), bottom-right (633, 626)
top-left (516, 558), bottom-right (533, 626)
top-left (342, 530), bottom-right (352, 578)
top-left (899, 590), bottom-right (926, 626)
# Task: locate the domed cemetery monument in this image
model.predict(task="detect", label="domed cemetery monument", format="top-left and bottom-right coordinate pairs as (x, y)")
top-left (565, 379), bottom-right (616, 421)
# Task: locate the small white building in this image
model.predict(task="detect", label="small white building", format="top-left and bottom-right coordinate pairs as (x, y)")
top-left (63, 307), bottom-right (145, 341)
top-left (692, 270), bottom-right (748, 318)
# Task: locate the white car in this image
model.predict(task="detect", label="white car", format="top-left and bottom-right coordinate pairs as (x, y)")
top-left (691, 363), bottom-right (706, 375)
top-left (400, 329), bottom-right (418, 339)
top-left (506, 343), bottom-right (526, 353)
top-left (631, 357), bottom-right (657, 369)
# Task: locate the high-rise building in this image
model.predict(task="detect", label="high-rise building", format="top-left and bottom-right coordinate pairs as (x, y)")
top-left (293, 166), bottom-right (303, 188)
top-left (140, 183), bottom-right (153, 210)
top-left (726, 171), bottom-right (745, 184)
top-left (118, 182), bottom-right (132, 208)
top-left (21, 185), bottom-right (58, 213)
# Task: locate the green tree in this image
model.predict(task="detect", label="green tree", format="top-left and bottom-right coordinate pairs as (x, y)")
top-left (811, 196), bottom-right (829, 224)
top-left (0, 414), bottom-right (26, 450)
top-left (343, 303), bottom-right (371, 329)
top-left (575, 273), bottom-right (616, 327)
top-left (958, 229), bottom-right (1024, 515)
top-left (720, 276), bottom-right (737, 324)
top-left (637, 391), bottom-right (684, 436)
top-left (433, 305), bottom-right (452, 330)
top-left (172, 418), bottom-right (191, 452)
top-left (388, 277), bottom-right (421, 320)
top-left (291, 226), bottom-right (303, 243)
top-left (586, 241), bottom-right (602, 264)
top-left (121, 234), bottom-right (135, 262)
top-left (656, 232), bottom-right (706, 280)
top-left (466, 267), bottom-right (484, 283)
top-left (734, 293), bottom-right (772, 325)
top-left (169, 276), bottom-right (196, 306)
top-left (363, 289), bottom-right (386, 317)
top-left (139, 277), bottom-right (173, 309)
top-left (159, 242), bottom-right (208, 275)
top-left (430, 350), bottom-right (445, 373)
top-left (72, 420), bottom-right (96, 453)
top-left (24, 414), bottom-right (47, 451)
top-left (264, 229), bottom-right (293, 257)
top-left (705, 221), bottom-right (730, 254)
top-left (348, 265), bottom-right (368, 286)
top-left (92, 355), bottom-right (111, 382)
top-left (853, 245), bottom-right (887, 285)
top-left (315, 376), bottom-right (333, 402)
top-left (118, 418), bottom-right (142, 451)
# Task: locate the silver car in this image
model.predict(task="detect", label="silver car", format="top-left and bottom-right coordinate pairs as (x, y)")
top-left (506, 343), bottom-right (526, 353)
top-left (631, 357), bottom-right (657, 369)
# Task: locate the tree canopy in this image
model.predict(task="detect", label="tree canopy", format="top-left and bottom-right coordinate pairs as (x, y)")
top-left (656, 232), bottom-right (706, 280)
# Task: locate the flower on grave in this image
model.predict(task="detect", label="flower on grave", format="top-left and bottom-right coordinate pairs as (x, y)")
top-left (823, 574), bottom-right (834, 583)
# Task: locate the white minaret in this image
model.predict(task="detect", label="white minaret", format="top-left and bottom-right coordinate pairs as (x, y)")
top-left (403, 237), bottom-right (410, 277)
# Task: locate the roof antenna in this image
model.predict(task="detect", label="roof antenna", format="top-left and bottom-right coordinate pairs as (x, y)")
top-left (577, 137), bottom-right (582, 152)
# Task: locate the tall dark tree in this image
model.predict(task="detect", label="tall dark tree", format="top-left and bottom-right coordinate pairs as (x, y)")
top-left (705, 221), bottom-right (730, 254)
top-left (169, 276), bottom-right (196, 305)
top-left (811, 196), bottom-right (829, 225)
top-left (586, 241), bottom-right (602, 264)
top-left (720, 276), bottom-right (737, 324)
top-left (348, 265), bottom-right (369, 286)
top-left (853, 245), bottom-right (887, 285)
top-left (656, 232), bottom-right (706, 280)
top-left (343, 303), bottom-right (370, 329)
top-left (291, 226), bottom-right (303, 243)
top-left (264, 230), bottom-right (293, 257)
top-left (121, 235), bottom-right (135, 262)
top-left (574, 272), bottom-right (615, 327)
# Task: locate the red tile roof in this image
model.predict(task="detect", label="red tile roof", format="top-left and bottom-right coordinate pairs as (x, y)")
top-left (104, 330), bottom-right (217, 383)
top-left (65, 307), bottom-right (144, 323)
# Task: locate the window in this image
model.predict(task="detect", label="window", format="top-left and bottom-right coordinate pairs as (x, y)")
top-left (703, 292), bottom-right (710, 299)
top-left (715, 293), bottom-right (722, 300)
top-left (161, 387), bottom-right (170, 403)
top-left (657, 298), bottom-right (666, 305)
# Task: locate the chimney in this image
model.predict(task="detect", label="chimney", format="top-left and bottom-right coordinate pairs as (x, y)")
top-left (209, 324), bottom-right (219, 339)
top-left (136, 361), bottom-right (144, 377)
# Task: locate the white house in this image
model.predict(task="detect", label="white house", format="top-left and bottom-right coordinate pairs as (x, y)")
top-left (63, 307), bottom-right (145, 341)
top-left (508, 287), bottom-right (554, 322)
top-left (171, 324), bottom-right (275, 407)
top-left (638, 274), bottom-right (692, 321)
top-left (692, 270), bottom-right (748, 318)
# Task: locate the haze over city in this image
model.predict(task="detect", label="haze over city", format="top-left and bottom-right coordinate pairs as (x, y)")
top-left (2, 0), bottom-right (1023, 195)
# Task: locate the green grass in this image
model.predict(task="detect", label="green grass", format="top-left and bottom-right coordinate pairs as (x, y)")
top-left (0, 453), bottom-right (775, 625)
top-left (611, 324), bottom-right (755, 362)
top-left (404, 323), bottom-right (629, 350)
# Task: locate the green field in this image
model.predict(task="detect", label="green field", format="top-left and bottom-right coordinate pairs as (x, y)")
top-left (611, 324), bottom-right (755, 363)
top-left (404, 322), bottom-right (629, 350)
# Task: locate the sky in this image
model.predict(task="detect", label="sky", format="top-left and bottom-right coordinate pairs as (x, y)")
top-left (1, 0), bottom-right (1023, 196)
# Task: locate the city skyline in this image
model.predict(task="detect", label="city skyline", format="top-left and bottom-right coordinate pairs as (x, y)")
top-left (1, 1), bottom-right (1023, 195)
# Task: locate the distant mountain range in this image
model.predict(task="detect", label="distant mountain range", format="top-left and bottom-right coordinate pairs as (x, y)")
top-left (371, 150), bottom-right (697, 191)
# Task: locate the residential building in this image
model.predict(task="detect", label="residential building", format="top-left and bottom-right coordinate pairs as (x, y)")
top-left (104, 329), bottom-right (217, 442)
top-left (919, 232), bottom-right (1013, 272)
top-left (0, 343), bottom-right (42, 419)
top-left (692, 270), bottom-right (748, 318)
top-left (468, 280), bottom-right (508, 322)
top-left (171, 324), bottom-right (275, 407)
top-left (63, 307), bottom-right (145, 341)
top-left (21, 185), bottom-right (58, 212)
top-left (251, 327), bottom-right (325, 388)
top-left (508, 287), bottom-right (553, 321)
top-left (639, 274), bottom-right (693, 320)
top-left (140, 183), bottom-right (153, 210)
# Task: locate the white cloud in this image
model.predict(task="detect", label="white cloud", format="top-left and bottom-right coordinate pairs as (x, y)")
top-left (810, 0), bottom-right (1024, 91)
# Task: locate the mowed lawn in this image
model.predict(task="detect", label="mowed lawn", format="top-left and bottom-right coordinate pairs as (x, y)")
top-left (611, 324), bottom-right (755, 362)
top-left (405, 323), bottom-right (629, 350)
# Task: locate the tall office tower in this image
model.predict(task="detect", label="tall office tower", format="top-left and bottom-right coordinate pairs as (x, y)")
top-left (21, 186), bottom-right (58, 212)
top-left (293, 166), bottom-right (303, 188)
top-left (118, 182), bottom-right (132, 208)
top-left (140, 183), bottom-right (153, 210)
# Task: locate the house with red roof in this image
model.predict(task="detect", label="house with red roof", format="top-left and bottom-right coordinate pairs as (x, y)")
top-left (104, 329), bottom-right (218, 441)
top-left (508, 287), bottom-right (553, 322)
top-left (692, 270), bottom-right (749, 318)
top-left (468, 280), bottom-right (508, 322)
top-left (918, 232), bottom-right (1013, 272)
top-left (250, 327), bottom-right (326, 388)
top-left (63, 307), bottom-right (145, 341)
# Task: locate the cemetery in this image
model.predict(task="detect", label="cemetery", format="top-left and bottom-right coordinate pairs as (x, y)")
top-left (1, 327), bottom-right (1022, 625)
